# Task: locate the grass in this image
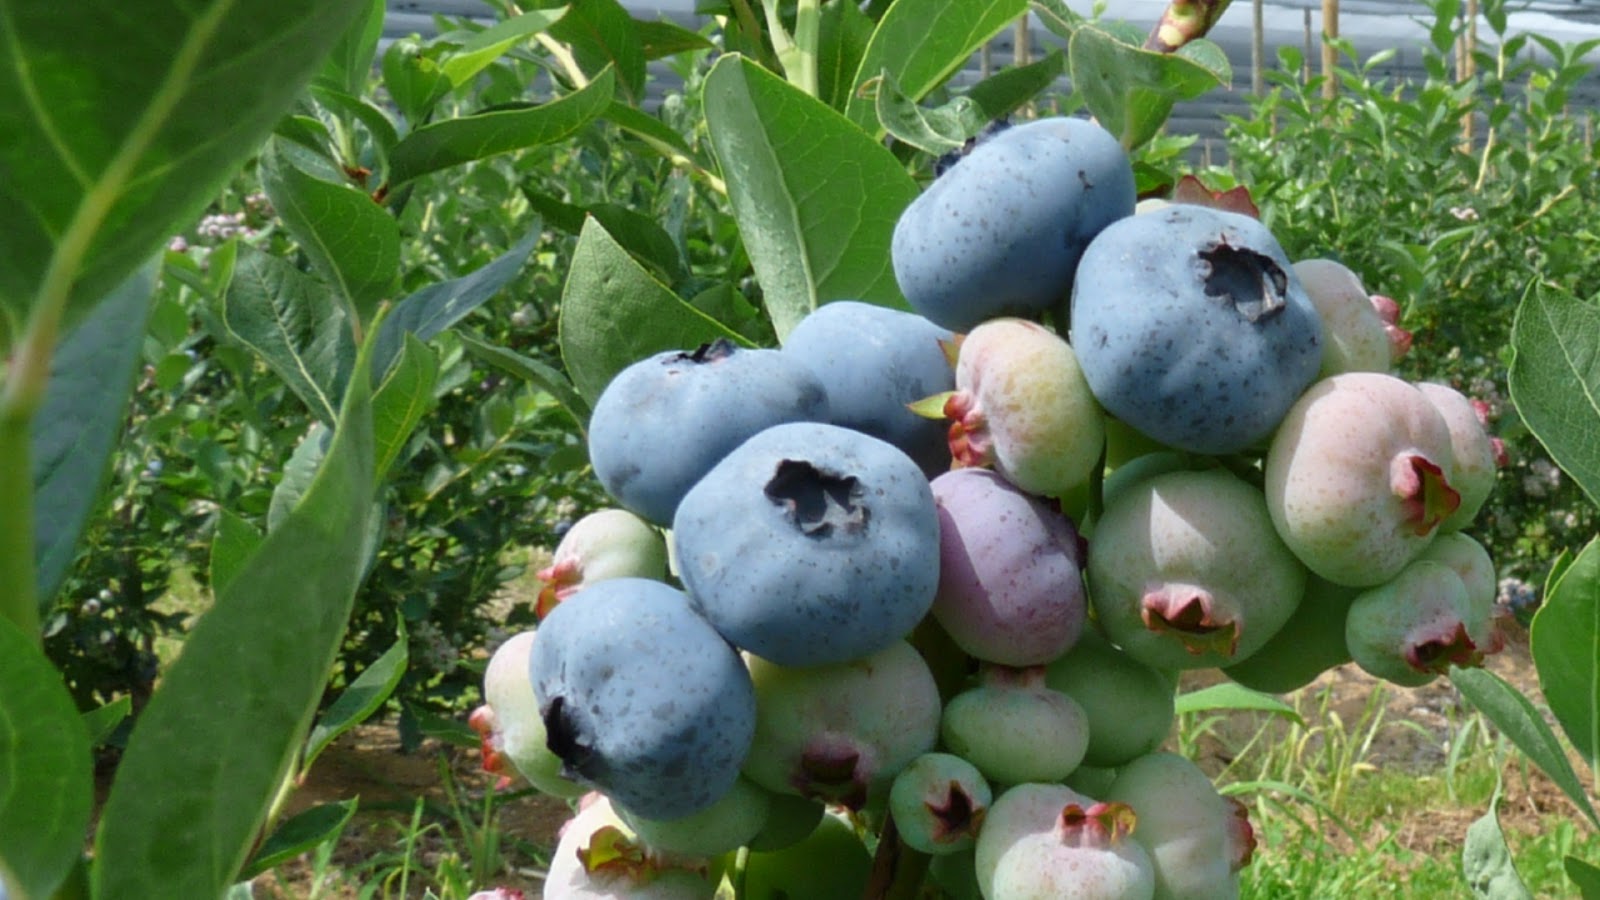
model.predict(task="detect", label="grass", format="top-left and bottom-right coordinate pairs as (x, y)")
top-left (1178, 674), bottom-right (1600, 899)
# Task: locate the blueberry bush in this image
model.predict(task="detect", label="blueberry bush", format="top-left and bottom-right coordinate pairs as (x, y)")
top-left (1, 0), bottom-right (1597, 899)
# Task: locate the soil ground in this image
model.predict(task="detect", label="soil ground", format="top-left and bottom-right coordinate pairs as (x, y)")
top-left (244, 619), bottom-right (1594, 899)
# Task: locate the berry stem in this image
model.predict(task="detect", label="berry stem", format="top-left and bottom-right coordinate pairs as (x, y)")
top-left (861, 812), bottom-right (931, 900)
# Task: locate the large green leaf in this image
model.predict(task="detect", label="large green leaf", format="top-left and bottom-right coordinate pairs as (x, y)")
top-left (1531, 535), bottom-right (1600, 792)
top-left (458, 330), bottom-right (590, 433)
top-left (260, 140), bottom-right (399, 324)
top-left (370, 227), bottom-right (541, 377)
top-left (702, 55), bottom-right (919, 341)
top-left (387, 66), bottom-right (616, 187)
top-left (208, 509), bottom-right (263, 597)
top-left (842, 0), bottom-right (1026, 134)
top-left (1509, 282), bottom-right (1600, 507)
top-left (817, 0), bottom-right (874, 111)
top-left (441, 8), bottom-right (569, 89)
top-left (371, 334), bottom-right (439, 481)
top-left (0, 0), bottom-right (369, 344)
top-left (1068, 25), bottom-right (1231, 149)
top-left (1450, 667), bottom-right (1600, 829)
top-left (222, 248), bottom-right (355, 425)
top-left (549, 0), bottom-right (646, 103)
top-left (1568, 856), bottom-right (1600, 899)
top-left (31, 265), bottom-right (155, 607)
top-left (0, 617), bottom-right (92, 900)
top-left (92, 334), bottom-right (376, 900)
top-left (559, 217), bottom-right (748, 404)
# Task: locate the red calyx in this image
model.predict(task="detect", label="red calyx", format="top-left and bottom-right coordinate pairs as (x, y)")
top-left (1141, 585), bottom-right (1240, 656)
top-left (1392, 454), bottom-right (1461, 537)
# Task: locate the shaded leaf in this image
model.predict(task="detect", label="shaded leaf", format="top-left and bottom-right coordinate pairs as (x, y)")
top-left (963, 49), bottom-right (1068, 123)
top-left (0, 618), bottom-right (93, 900)
top-left (268, 424), bottom-right (331, 532)
top-left (81, 696), bottom-right (133, 749)
top-left (308, 86), bottom-right (400, 155)
top-left (458, 331), bottom-right (590, 433)
top-left (1568, 856), bottom-right (1600, 899)
top-left (209, 509), bottom-right (264, 597)
top-left (1508, 282), bottom-right (1600, 507)
top-left (0, 0), bottom-right (369, 341)
top-left (388, 66), bottom-right (615, 186)
top-left (372, 334), bottom-right (440, 481)
top-left (260, 140), bottom-right (400, 323)
top-left (635, 18), bottom-right (715, 59)
top-left (843, 0), bottom-right (1026, 135)
top-left (31, 265), bottom-right (155, 606)
top-left (818, 0), bottom-right (875, 111)
top-left (558, 217), bottom-right (748, 404)
top-left (371, 227), bottom-right (541, 378)
top-left (442, 8), bottom-right (569, 88)
top-left (1530, 535), bottom-right (1600, 794)
top-left (91, 330), bottom-right (376, 900)
top-left (304, 632), bottom-right (408, 771)
top-left (1175, 682), bottom-right (1304, 725)
top-left (222, 247), bottom-right (355, 425)
top-left (380, 36), bottom-right (454, 124)
top-left (703, 55), bottom-right (919, 341)
top-left (239, 800), bottom-right (359, 881)
top-left (1450, 667), bottom-right (1600, 829)
top-left (316, 0), bottom-right (387, 96)
top-left (1068, 26), bottom-right (1231, 149)
top-left (550, 0), bottom-right (645, 102)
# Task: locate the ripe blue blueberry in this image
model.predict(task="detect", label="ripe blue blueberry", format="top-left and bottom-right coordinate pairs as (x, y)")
top-left (528, 578), bottom-right (756, 819)
top-left (891, 116), bottom-right (1136, 332)
top-left (781, 300), bottom-right (955, 478)
top-left (1069, 204), bottom-right (1324, 455)
top-left (586, 339), bottom-right (830, 525)
top-left (673, 421), bottom-right (940, 667)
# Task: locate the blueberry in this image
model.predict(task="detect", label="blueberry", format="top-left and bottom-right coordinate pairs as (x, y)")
top-left (781, 300), bottom-right (955, 478)
top-left (587, 339), bottom-right (830, 525)
top-left (673, 422), bottom-right (939, 667)
top-left (892, 117), bottom-right (1136, 332)
top-left (528, 578), bottom-right (756, 819)
top-left (1070, 204), bottom-right (1324, 455)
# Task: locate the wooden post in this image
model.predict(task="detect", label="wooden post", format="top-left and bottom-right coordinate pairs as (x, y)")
top-left (1014, 15), bottom-right (1031, 69)
top-left (1321, 0), bottom-right (1339, 102)
top-left (1252, 0), bottom-right (1264, 96)
top-left (1302, 9), bottom-right (1313, 85)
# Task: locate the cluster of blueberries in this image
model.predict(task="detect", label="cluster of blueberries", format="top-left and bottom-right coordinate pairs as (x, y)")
top-left (470, 116), bottom-right (1505, 900)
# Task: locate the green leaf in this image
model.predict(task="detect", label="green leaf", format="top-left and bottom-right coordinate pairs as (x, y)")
top-left (370, 227), bottom-right (541, 378)
top-left (238, 799), bottom-right (359, 880)
top-left (549, 0), bottom-right (646, 102)
top-left (268, 425), bottom-right (331, 532)
top-left (1029, 0), bottom-right (1086, 40)
top-left (260, 140), bottom-right (400, 323)
top-left (387, 66), bottom-right (616, 187)
top-left (703, 55), bottom-right (920, 341)
top-left (1175, 682), bottom-right (1305, 725)
top-left (209, 510), bottom-right (264, 597)
top-left (372, 334), bottom-right (440, 481)
top-left (380, 36), bottom-right (454, 125)
top-left (818, 0), bottom-right (875, 111)
top-left (303, 631), bottom-right (408, 771)
top-left (1068, 26), bottom-right (1231, 149)
top-left (1462, 785), bottom-right (1533, 899)
top-left (601, 101), bottom-right (697, 159)
top-left (91, 326), bottom-right (376, 900)
top-left (1568, 856), bottom-right (1600, 899)
top-left (525, 194), bottom-right (684, 283)
top-left (404, 703), bottom-right (480, 749)
top-left (635, 18), bottom-right (715, 60)
top-left (458, 331), bottom-right (590, 433)
top-left (558, 217), bottom-right (749, 404)
top-left (0, 618), bottom-right (93, 900)
top-left (843, 0), bottom-right (1026, 135)
top-left (875, 72), bottom-right (982, 156)
top-left (1530, 535), bottom-right (1600, 792)
top-left (964, 49), bottom-right (1069, 122)
top-left (0, 0), bottom-right (370, 342)
top-left (1449, 667), bottom-right (1600, 829)
top-left (308, 86), bottom-right (400, 155)
top-left (31, 265), bottom-right (155, 606)
top-left (317, 0), bottom-right (387, 96)
top-left (441, 8), bottom-right (569, 88)
top-left (1509, 282), bottom-right (1600, 506)
top-left (81, 696), bottom-right (133, 749)
top-left (222, 247), bottom-right (355, 425)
